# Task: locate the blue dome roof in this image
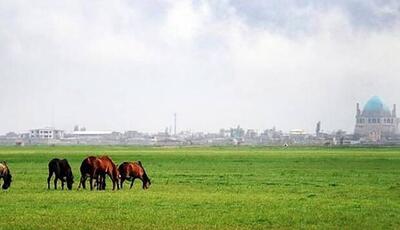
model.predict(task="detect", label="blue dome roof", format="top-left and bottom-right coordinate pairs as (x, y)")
top-left (362, 96), bottom-right (391, 116)
top-left (364, 96), bottom-right (389, 111)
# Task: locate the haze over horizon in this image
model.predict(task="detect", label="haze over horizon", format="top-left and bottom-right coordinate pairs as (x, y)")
top-left (1, 0), bottom-right (400, 135)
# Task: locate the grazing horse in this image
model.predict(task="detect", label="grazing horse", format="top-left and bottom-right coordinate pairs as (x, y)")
top-left (47, 158), bottom-right (74, 190)
top-left (0, 161), bottom-right (12, 190)
top-left (78, 156), bottom-right (98, 190)
top-left (118, 161), bottom-right (151, 189)
top-left (93, 156), bottom-right (120, 191)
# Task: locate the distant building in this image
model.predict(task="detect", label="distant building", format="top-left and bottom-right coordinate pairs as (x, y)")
top-left (30, 128), bottom-right (64, 139)
top-left (230, 126), bottom-right (245, 139)
top-left (71, 131), bottom-right (113, 136)
top-left (289, 129), bottom-right (305, 135)
top-left (5, 132), bottom-right (19, 138)
top-left (219, 129), bottom-right (230, 137)
top-left (245, 129), bottom-right (258, 139)
top-left (354, 96), bottom-right (399, 141)
top-left (124, 131), bottom-right (140, 138)
top-left (74, 125), bottom-right (86, 132)
top-left (289, 129), bottom-right (309, 144)
top-left (315, 121), bottom-right (321, 137)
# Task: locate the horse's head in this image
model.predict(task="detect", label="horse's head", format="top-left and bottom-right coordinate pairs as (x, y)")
top-left (66, 172), bottom-right (74, 190)
top-left (143, 177), bottom-right (151, 190)
top-left (2, 173), bottom-right (12, 190)
top-left (112, 164), bottom-right (120, 179)
top-left (137, 161), bottom-right (151, 190)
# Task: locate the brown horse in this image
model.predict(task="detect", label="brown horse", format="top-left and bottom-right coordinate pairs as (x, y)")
top-left (118, 161), bottom-right (151, 189)
top-left (78, 156), bottom-right (98, 190)
top-left (47, 158), bottom-right (74, 190)
top-left (0, 161), bottom-right (12, 190)
top-left (93, 156), bottom-right (120, 191)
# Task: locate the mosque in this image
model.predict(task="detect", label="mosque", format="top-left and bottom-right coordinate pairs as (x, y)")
top-left (354, 96), bottom-right (399, 141)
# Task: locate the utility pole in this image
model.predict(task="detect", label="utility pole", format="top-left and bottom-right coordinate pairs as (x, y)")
top-left (174, 113), bottom-right (177, 136)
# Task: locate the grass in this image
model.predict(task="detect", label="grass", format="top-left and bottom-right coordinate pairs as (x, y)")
top-left (0, 146), bottom-right (399, 229)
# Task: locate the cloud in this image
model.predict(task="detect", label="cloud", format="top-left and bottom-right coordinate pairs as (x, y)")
top-left (0, 0), bottom-right (399, 134)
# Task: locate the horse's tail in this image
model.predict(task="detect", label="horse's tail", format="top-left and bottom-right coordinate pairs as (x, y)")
top-left (78, 158), bottom-right (90, 190)
top-left (80, 160), bottom-right (86, 174)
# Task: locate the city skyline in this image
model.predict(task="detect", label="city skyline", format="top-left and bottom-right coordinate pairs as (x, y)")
top-left (1, 1), bottom-right (400, 134)
top-left (0, 94), bottom-right (395, 135)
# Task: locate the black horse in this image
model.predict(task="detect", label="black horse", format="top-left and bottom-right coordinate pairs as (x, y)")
top-left (0, 161), bottom-right (12, 190)
top-left (47, 158), bottom-right (74, 190)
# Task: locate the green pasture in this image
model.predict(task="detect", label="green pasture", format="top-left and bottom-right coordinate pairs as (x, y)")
top-left (0, 146), bottom-right (399, 229)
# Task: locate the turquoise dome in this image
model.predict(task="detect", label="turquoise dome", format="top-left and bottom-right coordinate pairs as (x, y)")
top-left (362, 96), bottom-right (391, 116)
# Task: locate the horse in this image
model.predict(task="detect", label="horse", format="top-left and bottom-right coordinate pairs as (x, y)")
top-left (0, 161), bottom-right (12, 190)
top-left (78, 156), bottom-right (98, 190)
top-left (47, 158), bottom-right (74, 190)
top-left (118, 161), bottom-right (151, 189)
top-left (93, 156), bottom-right (120, 191)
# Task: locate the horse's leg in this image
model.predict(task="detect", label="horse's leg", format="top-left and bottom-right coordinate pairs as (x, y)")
top-left (97, 174), bottom-right (102, 190)
top-left (141, 178), bottom-right (146, 189)
top-left (47, 171), bottom-right (53, 189)
top-left (77, 176), bottom-right (81, 190)
top-left (96, 173), bottom-right (101, 190)
top-left (82, 176), bottom-right (87, 189)
top-left (83, 175), bottom-right (88, 189)
top-left (89, 176), bottom-right (94, 191)
top-left (91, 168), bottom-right (98, 191)
top-left (130, 178), bottom-right (136, 189)
top-left (100, 174), bottom-right (105, 190)
top-left (78, 175), bottom-right (85, 190)
top-left (109, 173), bottom-right (115, 191)
top-left (95, 175), bottom-right (99, 190)
top-left (116, 176), bottom-right (120, 190)
top-left (120, 178), bottom-right (125, 189)
top-left (101, 174), bottom-right (104, 190)
top-left (105, 173), bottom-right (115, 191)
top-left (61, 178), bottom-right (65, 190)
top-left (54, 177), bottom-right (58, 190)
top-left (97, 174), bottom-right (103, 190)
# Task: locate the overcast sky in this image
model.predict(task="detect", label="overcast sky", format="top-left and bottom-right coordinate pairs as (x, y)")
top-left (1, 0), bottom-right (400, 134)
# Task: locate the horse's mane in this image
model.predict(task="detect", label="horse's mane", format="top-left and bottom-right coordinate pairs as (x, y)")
top-left (0, 161), bottom-right (8, 172)
top-left (99, 155), bottom-right (117, 167)
top-left (60, 159), bottom-right (70, 165)
top-left (0, 161), bottom-right (10, 175)
top-left (99, 155), bottom-right (112, 160)
top-left (135, 161), bottom-right (150, 182)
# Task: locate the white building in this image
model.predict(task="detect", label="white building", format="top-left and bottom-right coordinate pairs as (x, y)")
top-left (30, 128), bottom-right (64, 139)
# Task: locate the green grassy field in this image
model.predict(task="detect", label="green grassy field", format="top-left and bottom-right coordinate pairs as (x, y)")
top-left (0, 146), bottom-right (399, 229)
